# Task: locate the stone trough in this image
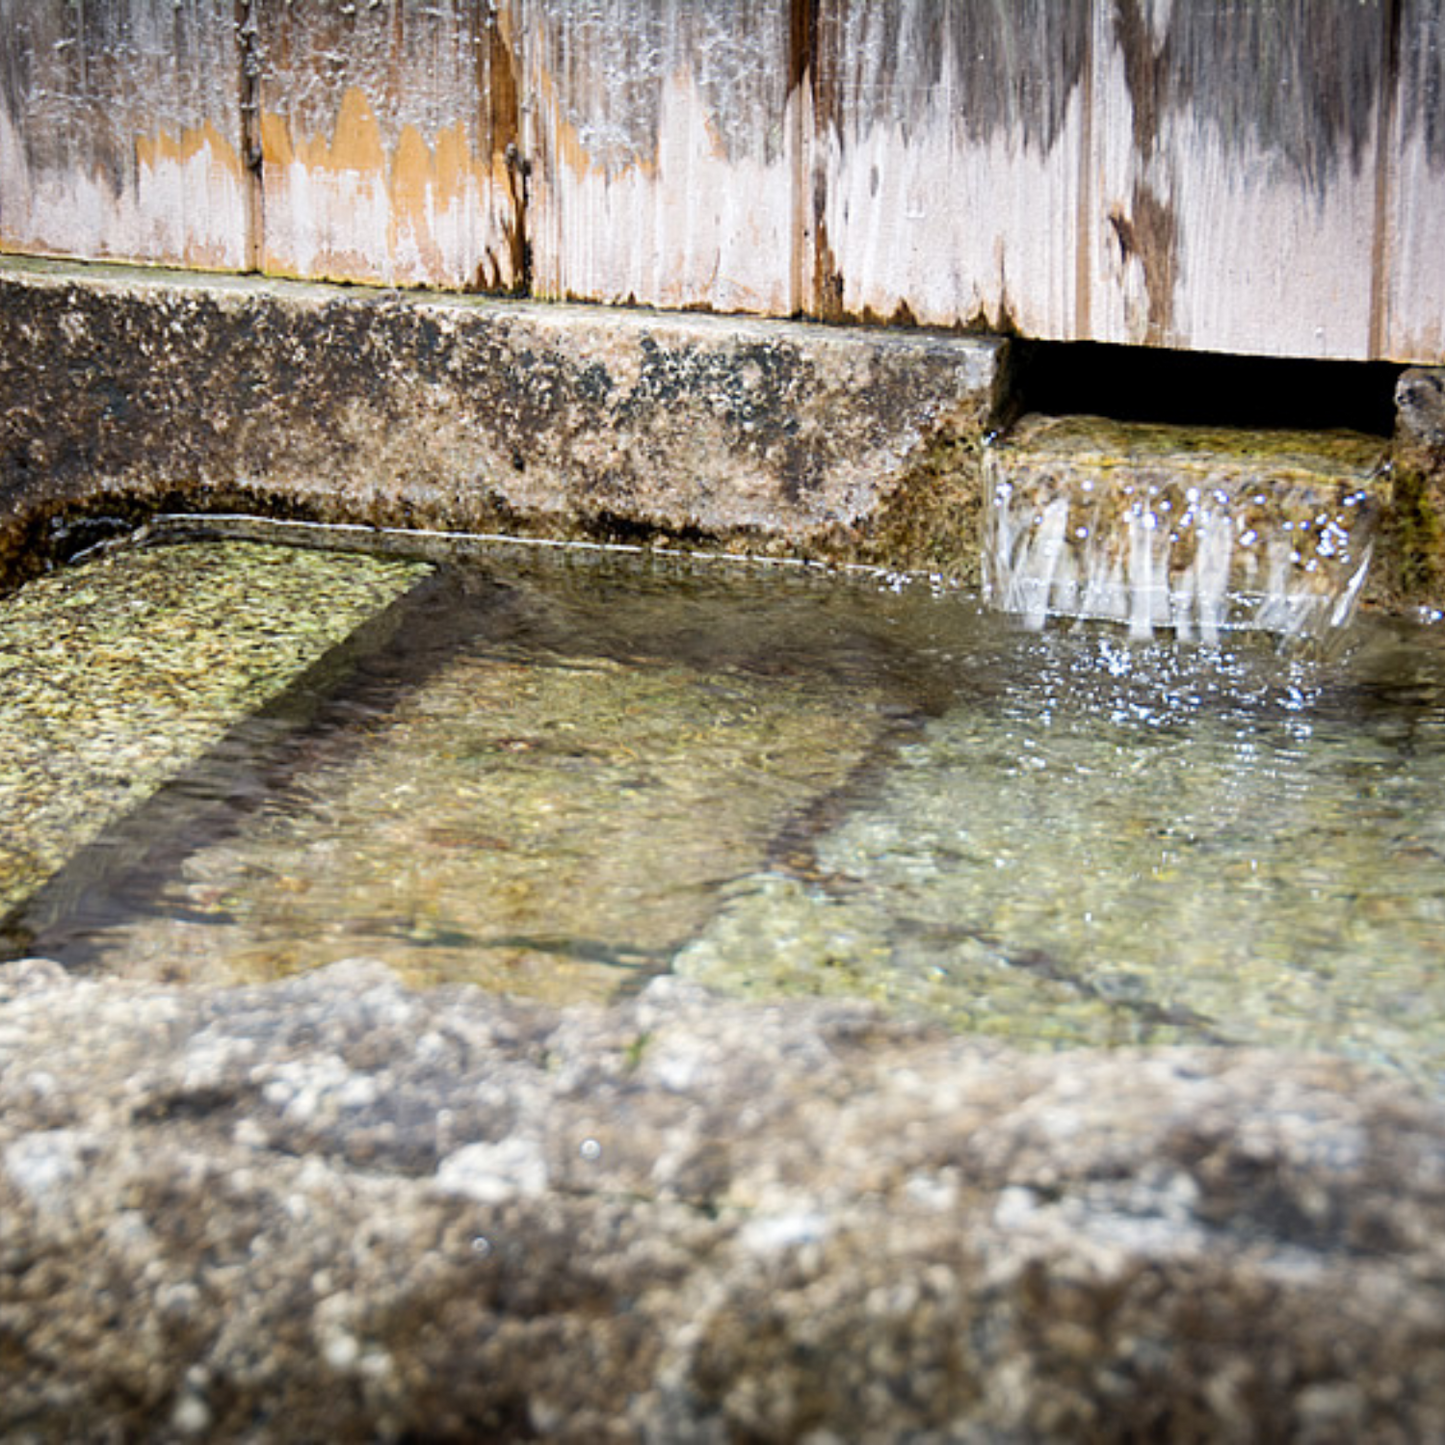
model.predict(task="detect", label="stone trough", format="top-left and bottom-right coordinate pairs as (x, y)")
top-left (5, 256), bottom-right (1445, 1440)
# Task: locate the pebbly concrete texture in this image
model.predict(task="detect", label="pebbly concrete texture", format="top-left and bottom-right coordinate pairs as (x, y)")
top-left (4, 957), bottom-right (1445, 1443)
top-left (0, 255), bottom-right (1006, 592)
top-left (1391, 366), bottom-right (1445, 607)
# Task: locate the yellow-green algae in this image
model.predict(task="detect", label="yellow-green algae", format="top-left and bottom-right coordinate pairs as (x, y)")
top-left (72, 640), bottom-right (885, 1000)
top-left (0, 541), bottom-right (429, 915)
top-left (997, 415), bottom-right (1388, 475)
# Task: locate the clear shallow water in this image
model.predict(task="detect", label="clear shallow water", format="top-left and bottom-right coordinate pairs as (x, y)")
top-left (0, 541), bottom-right (428, 916)
top-left (6, 533), bottom-right (1445, 1087)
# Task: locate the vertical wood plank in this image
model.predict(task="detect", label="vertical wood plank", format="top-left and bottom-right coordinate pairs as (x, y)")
top-left (526, 0), bottom-right (796, 314)
top-left (1387, 0), bottom-right (1445, 361)
top-left (257, 0), bottom-right (522, 290)
top-left (1089, 0), bottom-right (1388, 359)
top-left (809, 0), bottom-right (1090, 334)
top-left (0, 0), bottom-right (247, 270)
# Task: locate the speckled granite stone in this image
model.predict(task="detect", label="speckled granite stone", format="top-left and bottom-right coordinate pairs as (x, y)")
top-left (3, 959), bottom-right (1445, 1442)
top-left (0, 255), bottom-right (1005, 591)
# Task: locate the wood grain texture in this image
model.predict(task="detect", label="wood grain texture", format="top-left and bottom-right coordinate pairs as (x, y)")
top-left (0, 0), bottom-right (1441, 363)
top-left (258, 0), bottom-right (522, 290)
top-left (1089, 0), bottom-right (1388, 359)
top-left (0, 0), bottom-right (247, 270)
top-left (1387, 0), bottom-right (1445, 360)
top-left (808, 0), bottom-right (1090, 334)
top-left (525, 0), bottom-right (798, 313)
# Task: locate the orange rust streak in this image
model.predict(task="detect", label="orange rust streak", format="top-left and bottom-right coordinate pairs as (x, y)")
top-left (326, 88), bottom-right (386, 173)
top-left (260, 111), bottom-right (295, 169)
top-left (389, 123), bottom-right (444, 277)
top-left (135, 119), bottom-right (244, 182)
top-left (261, 87), bottom-right (495, 284)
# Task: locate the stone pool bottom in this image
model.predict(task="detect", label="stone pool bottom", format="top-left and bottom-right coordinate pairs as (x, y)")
top-left (4, 532), bottom-right (1445, 1439)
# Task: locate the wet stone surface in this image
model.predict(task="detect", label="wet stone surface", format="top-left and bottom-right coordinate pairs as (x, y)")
top-left (0, 540), bottom-right (428, 919)
top-left (3, 961), bottom-right (1445, 1442)
top-left (0, 255), bottom-right (1002, 589)
top-left (77, 637), bottom-right (885, 998)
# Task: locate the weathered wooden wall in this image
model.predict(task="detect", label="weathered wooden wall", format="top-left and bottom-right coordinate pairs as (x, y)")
top-left (2, 0), bottom-right (1442, 362)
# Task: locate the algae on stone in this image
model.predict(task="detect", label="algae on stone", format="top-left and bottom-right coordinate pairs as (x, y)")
top-left (66, 611), bottom-right (889, 999)
top-left (0, 541), bottom-right (429, 916)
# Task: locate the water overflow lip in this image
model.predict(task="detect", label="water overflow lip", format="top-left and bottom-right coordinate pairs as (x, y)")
top-left (983, 414), bottom-right (1390, 642)
top-left (3, 525), bottom-right (1445, 1091)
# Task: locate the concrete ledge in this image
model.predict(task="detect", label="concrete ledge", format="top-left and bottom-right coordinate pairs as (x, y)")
top-left (3, 960), bottom-right (1445, 1441)
top-left (0, 256), bottom-right (1006, 588)
top-left (1390, 366), bottom-right (1445, 608)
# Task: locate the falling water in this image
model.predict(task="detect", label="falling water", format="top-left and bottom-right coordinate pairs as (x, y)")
top-left (983, 415), bottom-right (1386, 642)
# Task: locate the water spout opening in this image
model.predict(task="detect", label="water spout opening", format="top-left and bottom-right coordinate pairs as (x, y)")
top-left (1010, 341), bottom-right (1403, 436)
top-left (984, 344), bottom-right (1399, 643)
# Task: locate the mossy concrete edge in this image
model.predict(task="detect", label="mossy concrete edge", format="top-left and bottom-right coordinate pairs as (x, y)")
top-left (1388, 366), bottom-right (1445, 611)
top-left (0, 255), bottom-right (1006, 590)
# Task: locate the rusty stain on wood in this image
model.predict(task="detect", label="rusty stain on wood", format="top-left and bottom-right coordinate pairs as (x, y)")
top-left (1369, 0), bottom-right (1402, 360)
top-left (236, 0), bottom-right (263, 271)
top-left (481, 2), bottom-right (529, 294)
top-left (256, 1), bottom-right (516, 289)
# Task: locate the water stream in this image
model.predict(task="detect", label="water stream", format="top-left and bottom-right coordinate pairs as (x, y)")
top-left (3, 519), bottom-right (1444, 1089)
top-left (983, 416), bottom-right (1385, 641)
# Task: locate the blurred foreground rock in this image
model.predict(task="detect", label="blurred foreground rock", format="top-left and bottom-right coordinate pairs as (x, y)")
top-left (4, 958), bottom-right (1445, 1443)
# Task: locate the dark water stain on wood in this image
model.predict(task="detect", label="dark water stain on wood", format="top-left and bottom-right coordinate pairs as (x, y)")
top-left (810, 0), bottom-right (1088, 155)
top-left (1112, 0), bottom-right (1390, 189)
top-left (534, 0), bottom-right (793, 172)
top-left (1401, 0), bottom-right (1445, 169)
top-left (1108, 181), bottom-right (1179, 345)
top-left (1111, 0), bottom-right (1168, 164)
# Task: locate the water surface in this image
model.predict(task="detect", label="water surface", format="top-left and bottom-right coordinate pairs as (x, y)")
top-left (6, 531), bottom-right (1445, 1089)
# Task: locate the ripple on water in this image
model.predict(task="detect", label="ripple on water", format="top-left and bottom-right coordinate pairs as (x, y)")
top-left (6, 534), bottom-right (1445, 1093)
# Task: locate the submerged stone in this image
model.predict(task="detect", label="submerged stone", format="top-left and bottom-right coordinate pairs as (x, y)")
top-left (74, 646), bottom-right (884, 997)
top-left (983, 415), bottom-right (1388, 641)
top-left (0, 540), bottom-right (428, 919)
top-left (680, 623), bottom-right (1445, 1093)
